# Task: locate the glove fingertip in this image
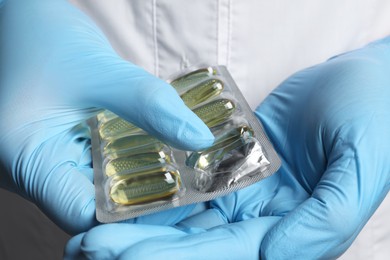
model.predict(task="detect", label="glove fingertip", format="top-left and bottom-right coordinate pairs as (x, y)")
top-left (163, 113), bottom-right (215, 151)
top-left (138, 84), bottom-right (215, 151)
top-left (64, 233), bottom-right (85, 260)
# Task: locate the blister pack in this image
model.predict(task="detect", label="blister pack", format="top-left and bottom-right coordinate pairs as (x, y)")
top-left (90, 65), bottom-right (281, 223)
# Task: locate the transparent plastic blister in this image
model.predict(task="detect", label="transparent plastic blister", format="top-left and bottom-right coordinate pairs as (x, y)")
top-left (90, 65), bottom-right (281, 223)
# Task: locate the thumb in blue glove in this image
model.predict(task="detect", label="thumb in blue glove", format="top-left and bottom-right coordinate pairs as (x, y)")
top-left (0, 0), bottom-right (213, 234)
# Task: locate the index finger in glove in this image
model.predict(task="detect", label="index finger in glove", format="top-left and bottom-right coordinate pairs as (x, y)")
top-left (25, 124), bottom-right (97, 235)
top-left (48, 47), bottom-right (214, 151)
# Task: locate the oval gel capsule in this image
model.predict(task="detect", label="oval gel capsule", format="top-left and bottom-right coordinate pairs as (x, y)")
top-left (192, 98), bottom-right (236, 128)
top-left (180, 79), bottom-right (224, 108)
top-left (99, 117), bottom-right (142, 140)
top-left (170, 67), bottom-right (217, 93)
top-left (105, 151), bottom-right (171, 177)
top-left (103, 134), bottom-right (165, 159)
top-left (97, 110), bottom-right (118, 125)
top-left (186, 125), bottom-right (254, 170)
top-left (110, 168), bottom-right (181, 205)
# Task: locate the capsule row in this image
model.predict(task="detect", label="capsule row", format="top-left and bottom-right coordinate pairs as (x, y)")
top-left (98, 77), bottom-right (232, 140)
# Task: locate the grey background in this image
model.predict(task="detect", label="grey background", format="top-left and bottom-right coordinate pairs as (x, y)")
top-left (0, 189), bottom-right (70, 260)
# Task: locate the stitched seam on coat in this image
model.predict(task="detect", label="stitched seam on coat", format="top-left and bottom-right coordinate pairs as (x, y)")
top-left (152, 0), bottom-right (159, 76)
top-left (226, 0), bottom-right (232, 67)
top-left (216, 0), bottom-right (220, 64)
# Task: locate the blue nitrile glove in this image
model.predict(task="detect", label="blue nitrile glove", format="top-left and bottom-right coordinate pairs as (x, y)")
top-left (64, 175), bottom-right (283, 260)
top-left (0, 0), bottom-right (213, 235)
top-left (256, 37), bottom-right (390, 259)
top-left (65, 37), bottom-right (390, 259)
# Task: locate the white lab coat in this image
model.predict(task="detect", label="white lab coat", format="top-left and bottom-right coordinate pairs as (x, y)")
top-left (71, 1), bottom-right (390, 258)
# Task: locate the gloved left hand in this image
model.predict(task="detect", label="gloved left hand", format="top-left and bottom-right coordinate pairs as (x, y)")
top-left (64, 176), bottom-right (283, 260)
top-left (65, 37), bottom-right (390, 259)
top-left (0, 0), bottom-right (213, 235)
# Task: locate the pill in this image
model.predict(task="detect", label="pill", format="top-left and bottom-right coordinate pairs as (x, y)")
top-left (97, 110), bottom-right (118, 125)
top-left (170, 67), bottom-right (217, 93)
top-left (103, 134), bottom-right (164, 159)
top-left (99, 117), bottom-right (142, 140)
top-left (180, 79), bottom-right (224, 108)
top-left (186, 125), bottom-right (254, 170)
top-left (192, 99), bottom-right (236, 128)
top-left (110, 168), bottom-right (181, 205)
top-left (105, 151), bottom-right (171, 177)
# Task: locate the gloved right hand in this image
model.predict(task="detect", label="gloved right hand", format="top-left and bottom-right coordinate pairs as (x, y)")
top-left (0, 0), bottom-right (213, 235)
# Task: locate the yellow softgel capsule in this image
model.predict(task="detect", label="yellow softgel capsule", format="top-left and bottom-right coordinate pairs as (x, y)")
top-left (99, 117), bottom-right (142, 140)
top-left (186, 125), bottom-right (254, 170)
top-left (192, 98), bottom-right (236, 128)
top-left (180, 79), bottom-right (224, 108)
top-left (110, 168), bottom-right (181, 205)
top-left (103, 134), bottom-right (164, 159)
top-left (105, 151), bottom-right (171, 177)
top-left (96, 110), bottom-right (118, 125)
top-left (170, 67), bottom-right (217, 93)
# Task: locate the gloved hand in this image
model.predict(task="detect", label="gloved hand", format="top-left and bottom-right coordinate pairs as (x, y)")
top-left (0, 0), bottom-right (213, 235)
top-left (64, 176), bottom-right (283, 260)
top-left (65, 37), bottom-right (390, 259)
top-left (256, 37), bottom-right (390, 259)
